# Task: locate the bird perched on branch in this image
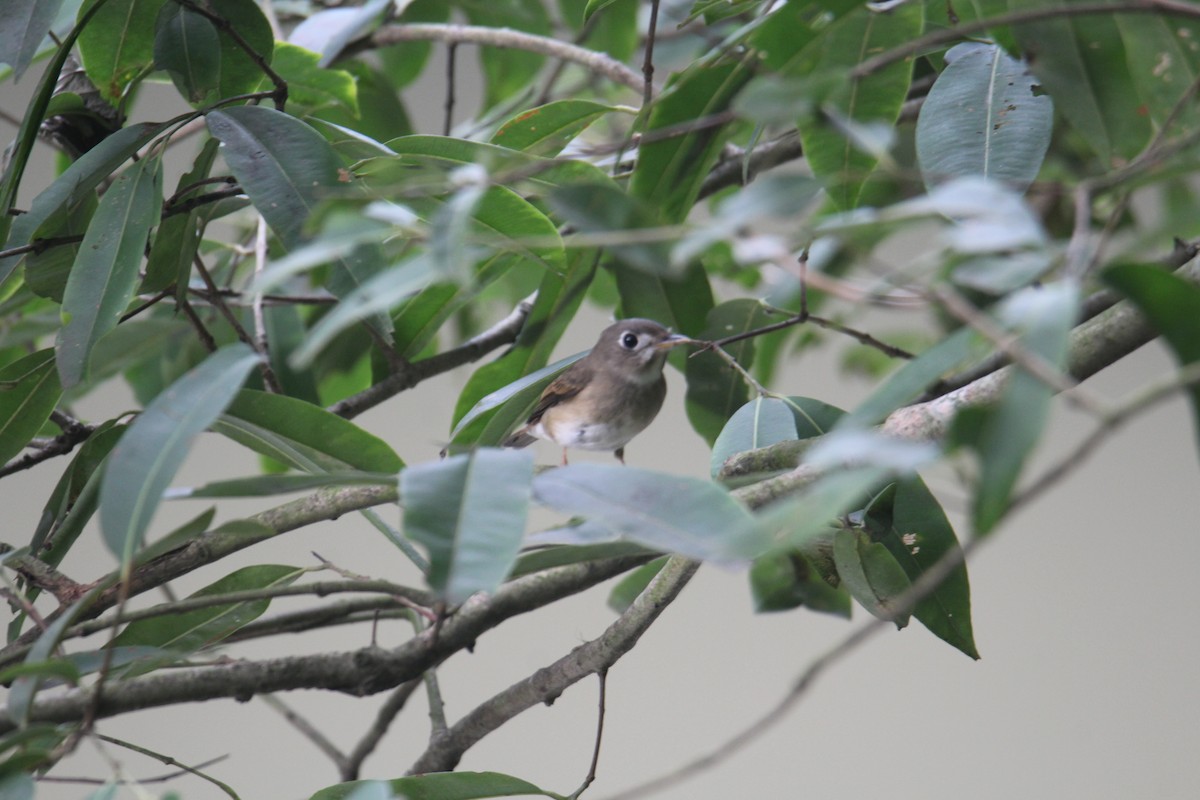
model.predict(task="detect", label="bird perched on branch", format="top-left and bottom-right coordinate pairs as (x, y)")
top-left (504, 319), bottom-right (690, 465)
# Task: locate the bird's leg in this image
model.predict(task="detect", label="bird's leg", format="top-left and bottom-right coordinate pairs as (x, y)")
top-left (561, 448), bottom-right (569, 466)
top-left (614, 447), bottom-right (625, 465)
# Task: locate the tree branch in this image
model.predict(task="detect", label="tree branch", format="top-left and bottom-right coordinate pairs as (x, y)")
top-left (720, 256), bottom-right (1200, 497)
top-left (368, 25), bottom-right (647, 98)
top-left (327, 294), bottom-right (535, 419)
top-left (408, 556), bottom-right (699, 774)
top-left (0, 555), bottom-right (650, 733)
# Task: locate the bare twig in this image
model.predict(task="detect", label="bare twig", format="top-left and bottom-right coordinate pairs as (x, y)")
top-left (444, 42), bottom-right (458, 136)
top-left (368, 24), bottom-right (647, 97)
top-left (327, 293), bottom-right (535, 419)
top-left (0, 414), bottom-right (95, 479)
top-left (342, 679), bottom-right (422, 780)
top-left (408, 556), bottom-right (698, 774)
top-left (852, 1), bottom-right (1200, 79)
top-left (569, 671), bottom-right (608, 800)
top-left (642, 1), bottom-right (662, 108)
top-left (261, 693), bottom-right (348, 773)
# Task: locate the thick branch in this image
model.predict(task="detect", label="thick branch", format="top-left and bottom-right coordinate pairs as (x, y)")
top-left (0, 556), bottom-right (650, 733)
top-left (723, 256), bottom-right (1200, 501)
top-left (408, 556), bottom-right (699, 774)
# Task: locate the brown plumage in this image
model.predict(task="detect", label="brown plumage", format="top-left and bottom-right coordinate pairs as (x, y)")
top-left (504, 319), bottom-right (689, 464)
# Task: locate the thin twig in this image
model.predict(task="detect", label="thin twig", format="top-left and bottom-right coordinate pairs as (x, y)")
top-left (408, 556), bottom-right (698, 774)
top-left (851, 1), bottom-right (1200, 79)
top-left (342, 679), bottom-right (422, 780)
top-left (569, 671), bottom-right (608, 800)
top-left (327, 293), bottom-right (535, 419)
top-left (931, 284), bottom-right (1107, 418)
top-left (367, 24), bottom-right (647, 97)
top-left (0, 415), bottom-right (95, 479)
top-left (192, 254), bottom-right (282, 392)
top-left (92, 734), bottom-right (240, 799)
top-left (642, 0), bottom-right (661, 108)
top-left (175, 0), bottom-right (288, 109)
top-left (261, 693), bottom-right (348, 772)
top-left (444, 42), bottom-right (457, 136)
top-left (176, 295), bottom-right (219, 353)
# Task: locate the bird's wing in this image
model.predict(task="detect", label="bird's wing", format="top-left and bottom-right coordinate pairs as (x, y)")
top-left (526, 363), bottom-right (591, 425)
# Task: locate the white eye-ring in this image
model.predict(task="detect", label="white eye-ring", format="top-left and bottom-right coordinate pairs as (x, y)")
top-left (620, 332), bottom-right (639, 349)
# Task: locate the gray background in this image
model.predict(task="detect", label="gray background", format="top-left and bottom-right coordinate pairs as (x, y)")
top-left (2, 38), bottom-right (1199, 800)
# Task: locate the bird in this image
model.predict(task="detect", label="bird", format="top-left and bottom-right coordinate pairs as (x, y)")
top-left (504, 319), bottom-right (690, 465)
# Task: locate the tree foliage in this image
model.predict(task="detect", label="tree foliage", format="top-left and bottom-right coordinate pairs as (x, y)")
top-left (1, 0), bottom-right (1199, 797)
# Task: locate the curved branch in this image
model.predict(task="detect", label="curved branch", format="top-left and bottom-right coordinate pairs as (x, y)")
top-left (724, 255), bottom-right (1200, 504)
top-left (408, 555), bottom-right (699, 774)
top-left (368, 24), bottom-right (647, 98)
top-left (851, 0), bottom-right (1200, 79)
top-left (0, 555), bottom-right (650, 733)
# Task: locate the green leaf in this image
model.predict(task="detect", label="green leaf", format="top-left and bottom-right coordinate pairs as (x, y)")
top-left (491, 100), bottom-right (615, 156)
top-left (755, 466), bottom-right (892, 553)
top-left (749, 551), bottom-right (850, 616)
top-left (1010, 2), bottom-right (1148, 166)
top-left (144, 137), bottom-right (220, 294)
top-left (192, 0), bottom-right (275, 104)
top-left (448, 249), bottom-right (596, 436)
top-left (710, 396), bottom-right (798, 480)
top-left (402, 449), bottom-right (535, 602)
top-left (954, 282), bottom-right (1079, 534)
top-left (547, 182), bottom-right (672, 275)
top-left (916, 43), bottom-right (1053, 192)
top-left (153, 2), bottom-right (220, 104)
top-left (110, 564), bottom-right (305, 656)
top-left (88, 317), bottom-right (191, 385)
top-left (833, 526), bottom-right (911, 626)
top-left (291, 254), bottom-right (437, 367)
top-left (509, 541), bottom-right (653, 579)
top-left (1116, 12), bottom-right (1200, 139)
top-left (464, 0), bottom-right (551, 110)
top-left (866, 477), bottom-right (978, 658)
top-left (1, 121), bottom-right (169, 290)
top-left (449, 351), bottom-right (585, 444)
top-left (685, 299), bottom-right (773, 445)
top-left (7, 588), bottom-right (99, 727)
top-left (631, 60), bottom-right (752, 224)
top-left (77, 0), bottom-right (165, 103)
top-left (206, 106), bottom-right (339, 250)
top-left (838, 325), bottom-right (984, 429)
top-left (0, 0), bottom-right (66, 80)
top-left (607, 556), bottom-right (667, 613)
top-left (532, 464), bottom-right (771, 563)
top-left (56, 156), bottom-right (162, 388)
top-left (99, 344), bottom-right (259, 568)
top-left (217, 389), bottom-right (403, 473)
top-left (308, 772), bottom-right (562, 800)
top-left (614, 263), bottom-right (714, 340)
top-left (0, 350), bottom-right (62, 467)
top-left (25, 424), bottom-right (124, 586)
top-left (170, 471), bottom-right (396, 499)
top-left (1104, 264), bottom-right (1200, 461)
top-left (582, 0), bottom-right (622, 23)
top-left (793, 3), bottom-right (923, 208)
top-left (780, 395), bottom-right (844, 438)
top-left (265, 42), bottom-right (359, 116)
top-left (207, 105), bottom-right (392, 342)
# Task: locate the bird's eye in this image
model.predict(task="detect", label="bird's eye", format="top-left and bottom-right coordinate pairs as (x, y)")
top-left (620, 332), bottom-right (639, 349)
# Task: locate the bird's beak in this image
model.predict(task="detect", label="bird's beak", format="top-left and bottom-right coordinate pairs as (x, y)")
top-left (656, 333), bottom-right (693, 351)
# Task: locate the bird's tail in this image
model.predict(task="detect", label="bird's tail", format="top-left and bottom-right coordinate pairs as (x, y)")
top-left (503, 430), bottom-right (537, 448)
